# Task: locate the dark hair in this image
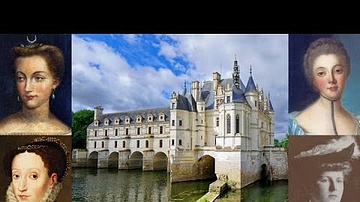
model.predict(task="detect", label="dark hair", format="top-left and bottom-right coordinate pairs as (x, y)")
top-left (12, 43), bottom-right (65, 82)
top-left (303, 37), bottom-right (350, 90)
top-left (3, 137), bottom-right (70, 182)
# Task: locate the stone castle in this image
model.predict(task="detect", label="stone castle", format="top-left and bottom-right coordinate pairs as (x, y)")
top-left (73, 58), bottom-right (288, 189)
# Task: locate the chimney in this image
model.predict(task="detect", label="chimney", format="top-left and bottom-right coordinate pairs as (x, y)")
top-left (191, 81), bottom-right (199, 101)
top-left (213, 72), bottom-right (221, 92)
top-left (94, 106), bottom-right (103, 120)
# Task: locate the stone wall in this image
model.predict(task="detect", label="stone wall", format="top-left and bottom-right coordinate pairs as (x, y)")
top-left (214, 150), bottom-right (242, 189)
top-left (265, 147), bottom-right (288, 180)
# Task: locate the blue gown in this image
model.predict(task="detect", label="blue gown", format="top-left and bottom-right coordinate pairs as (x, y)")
top-left (288, 111), bottom-right (306, 135)
top-left (288, 111), bottom-right (360, 135)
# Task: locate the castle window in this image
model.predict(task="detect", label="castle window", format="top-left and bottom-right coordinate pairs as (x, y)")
top-left (226, 96), bottom-right (230, 103)
top-left (179, 139), bottom-right (182, 146)
top-left (179, 120), bottom-right (183, 126)
top-left (160, 140), bottom-right (163, 148)
top-left (216, 117), bottom-right (219, 127)
top-left (126, 128), bottom-right (129, 135)
top-left (115, 117), bottom-right (119, 125)
top-left (159, 114), bottom-right (164, 121)
top-left (94, 130), bottom-right (97, 137)
top-left (146, 140), bottom-right (149, 148)
top-left (115, 141), bottom-right (117, 148)
top-left (148, 114), bottom-right (153, 122)
top-left (137, 140), bottom-right (140, 148)
top-left (255, 101), bottom-right (257, 107)
top-left (104, 118), bottom-right (109, 125)
top-left (94, 120), bottom-right (99, 126)
top-left (137, 117), bottom-right (141, 122)
top-left (94, 141), bottom-right (96, 148)
top-left (160, 126), bottom-right (163, 134)
top-left (125, 116), bottom-right (130, 124)
top-left (171, 139), bottom-right (175, 146)
top-left (227, 114), bottom-right (231, 134)
top-left (148, 127), bottom-right (151, 134)
top-left (102, 141), bottom-right (104, 148)
top-left (123, 141), bottom-right (126, 148)
top-left (236, 114), bottom-right (240, 133)
top-left (172, 103), bottom-right (175, 109)
top-left (105, 130), bottom-right (107, 136)
top-left (115, 129), bottom-right (118, 136)
top-left (172, 120), bottom-right (175, 126)
top-left (137, 127), bottom-right (141, 135)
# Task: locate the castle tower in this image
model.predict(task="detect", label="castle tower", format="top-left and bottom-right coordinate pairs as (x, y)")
top-left (244, 66), bottom-right (260, 150)
top-left (268, 92), bottom-right (275, 145)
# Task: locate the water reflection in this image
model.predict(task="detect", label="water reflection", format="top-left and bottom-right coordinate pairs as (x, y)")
top-left (216, 180), bottom-right (288, 202)
top-left (72, 168), bottom-right (288, 202)
top-left (73, 168), bottom-right (170, 202)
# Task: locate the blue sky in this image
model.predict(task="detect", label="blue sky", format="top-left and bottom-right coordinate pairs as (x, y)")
top-left (72, 34), bottom-right (288, 140)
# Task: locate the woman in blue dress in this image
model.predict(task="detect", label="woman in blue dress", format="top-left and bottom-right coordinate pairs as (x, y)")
top-left (289, 37), bottom-right (360, 135)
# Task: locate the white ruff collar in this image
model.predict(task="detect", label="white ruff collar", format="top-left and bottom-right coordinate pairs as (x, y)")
top-left (5, 182), bottom-right (62, 202)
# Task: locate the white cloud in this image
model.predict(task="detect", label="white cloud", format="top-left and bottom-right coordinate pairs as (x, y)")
top-left (72, 34), bottom-right (289, 134)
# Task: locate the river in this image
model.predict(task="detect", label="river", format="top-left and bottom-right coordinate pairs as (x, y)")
top-left (72, 168), bottom-right (288, 202)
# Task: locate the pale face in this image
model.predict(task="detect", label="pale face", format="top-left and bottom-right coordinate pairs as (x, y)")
top-left (11, 151), bottom-right (57, 202)
top-left (15, 55), bottom-right (59, 110)
top-left (312, 54), bottom-right (348, 101)
top-left (311, 171), bottom-right (345, 202)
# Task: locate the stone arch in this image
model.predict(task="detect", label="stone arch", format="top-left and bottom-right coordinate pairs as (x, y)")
top-left (88, 151), bottom-right (99, 168)
top-left (153, 152), bottom-right (168, 171)
top-left (108, 152), bottom-right (119, 168)
top-left (260, 163), bottom-right (270, 187)
top-left (192, 155), bottom-right (216, 180)
top-left (129, 151), bottom-right (143, 170)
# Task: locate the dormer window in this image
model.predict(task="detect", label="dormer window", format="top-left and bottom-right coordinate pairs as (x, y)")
top-left (114, 117), bottom-right (120, 125)
top-left (104, 118), bottom-right (109, 126)
top-left (159, 113), bottom-right (165, 121)
top-left (94, 120), bottom-right (99, 126)
top-left (125, 116), bottom-right (130, 124)
top-left (147, 114), bottom-right (153, 122)
top-left (136, 115), bottom-right (142, 123)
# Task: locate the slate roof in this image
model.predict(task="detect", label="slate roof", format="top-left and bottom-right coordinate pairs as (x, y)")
top-left (88, 107), bottom-right (170, 128)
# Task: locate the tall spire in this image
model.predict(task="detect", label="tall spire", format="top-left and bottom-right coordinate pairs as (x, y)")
top-left (183, 80), bottom-right (187, 95)
top-left (268, 92), bottom-right (274, 112)
top-left (232, 55), bottom-right (240, 89)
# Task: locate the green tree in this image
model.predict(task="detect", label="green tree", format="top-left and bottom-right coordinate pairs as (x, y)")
top-left (274, 134), bottom-right (289, 148)
top-left (72, 109), bottom-right (94, 149)
top-left (274, 138), bottom-right (280, 147)
top-left (279, 134), bottom-right (289, 148)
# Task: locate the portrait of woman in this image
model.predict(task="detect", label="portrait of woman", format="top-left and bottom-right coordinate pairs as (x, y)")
top-left (288, 135), bottom-right (360, 202)
top-left (0, 136), bottom-right (71, 202)
top-left (0, 34), bottom-right (71, 135)
top-left (289, 34), bottom-right (360, 135)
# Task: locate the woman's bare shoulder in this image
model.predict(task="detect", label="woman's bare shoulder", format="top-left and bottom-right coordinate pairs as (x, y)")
top-left (0, 113), bottom-right (22, 130)
top-left (48, 117), bottom-right (71, 135)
